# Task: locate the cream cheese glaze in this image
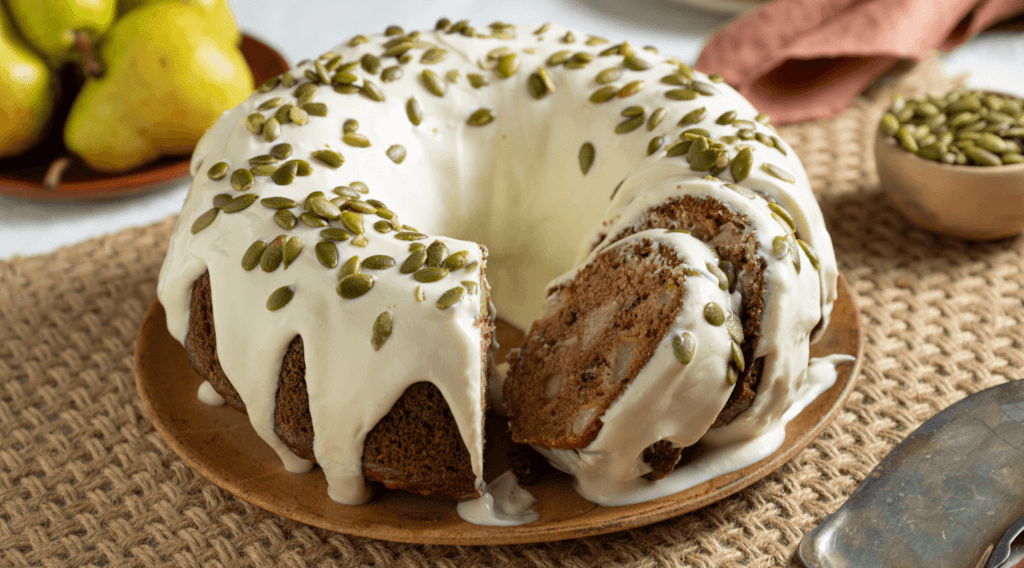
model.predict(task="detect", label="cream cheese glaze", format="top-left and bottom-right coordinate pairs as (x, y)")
top-left (157, 21), bottom-right (839, 511)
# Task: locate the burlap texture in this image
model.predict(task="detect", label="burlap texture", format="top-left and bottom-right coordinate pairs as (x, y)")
top-left (2, 57), bottom-right (1022, 567)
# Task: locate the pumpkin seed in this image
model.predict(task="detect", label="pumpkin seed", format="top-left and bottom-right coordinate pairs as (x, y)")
top-left (678, 107), bottom-right (706, 126)
top-left (262, 117), bottom-right (281, 142)
top-left (300, 102), bottom-right (326, 117)
top-left (282, 236), bottom-right (302, 268)
top-left (343, 132), bottom-right (371, 148)
top-left (338, 273), bottom-right (374, 299)
top-left (468, 108), bottom-right (496, 126)
top-left (617, 81), bottom-right (644, 98)
top-left (370, 311), bottom-right (393, 350)
top-left (278, 72), bottom-right (296, 88)
top-left (422, 69), bottom-right (447, 96)
top-left (230, 168), bottom-right (253, 191)
top-left (665, 139), bottom-right (691, 157)
top-left (268, 161), bottom-right (295, 185)
top-left (465, 73), bottom-right (487, 89)
top-left (384, 24), bottom-right (403, 36)
top-left (371, 220), bottom-right (391, 233)
top-left (395, 231), bottom-right (428, 241)
top-left (648, 135), bottom-right (666, 155)
top-left (241, 239), bottom-right (267, 271)
top-left (1004, 153), bottom-right (1024, 164)
top-left (361, 255), bottom-right (396, 270)
top-left (299, 212), bottom-right (328, 228)
top-left (977, 132), bottom-right (1008, 153)
top-left (767, 203), bottom-right (796, 232)
top-left (895, 126), bottom-right (919, 153)
top-left (717, 110), bottom-right (737, 125)
top-left (666, 89), bottom-right (698, 101)
top-left (615, 115), bottom-right (645, 134)
top-left (409, 242), bottom-right (426, 252)
top-left (294, 82), bottom-right (317, 103)
top-left (692, 82), bottom-right (716, 96)
top-left (222, 194), bottom-right (257, 213)
top-left (212, 193), bottom-right (231, 208)
top-left (414, 266), bottom-right (449, 282)
top-left (772, 235), bottom-right (788, 258)
top-left (361, 53), bottom-right (381, 75)
top-left (731, 342), bottom-right (746, 372)
top-left (579, 142), bottom-right (595, 174)
top-left (623, 55), bottom-right (650, 71)
top-left (207, 161), bottom-right (229, 180)
top-left (248, 154), bottom-right (278, 166)
top-left (724, 182), bottom-right (757, 199)
top-left (725, 313), bottom-right (744, 345)
top-left (421, 47), bottom-right (447, 65)
top-left (190, 208), bottom-right (218, 234)
top-left (672, 332), bottom-right (696, 364)
top-left (687, 136), bottom-right (709, 162)
top-left (338, 255), bottom-right (360, 278)
top-left (443, 250), bottom-right (470, 271)
top-left (731, 147), bottom-right (753, 182)
top-left (266, 286), bottom-right (294, 311)
top-left (879, 112), bottom-right (900, 135)
top-left (260, 235), bottom-right (286, 272)
top-left (386, 145), bottom-right (407, 164)
top-left (257, 76), bottom-right (279, 93)
top-left (547, 50), bottom-right (572, 66)
top-left (306, 197), bottom-right (340, 221)
top-left (704, 302), bottom-right (725, 326)
top-left (647, 108), bottom-right (666, 131)
top-left (497, 54), bottom-right (520, 78)
top-left (258, 97), bottom-right (284, 111)
top-left (688, 148), bottom-right (721, 171)
top-left (659, 73), bottom-right (688, 86)
top-left (401, 250), bottom-right (427, 274)
top-left (461, 280), bottom-right (478, 295)
top-left (426, 241), bottom-right (449, 267)
top-left (965, 146), bottom-right (1002, 166)
top-left (707, 262), bottom-right (729, 290)
top-left (566, 52), bottom-right (593, 68)
top-left (727, 365), bottom-right (739, 385)
top-left (562, 30), bottom-right (575, 43)
top-left (595, 67), bottom-right (621, 85)
top-left (589, 86), bottom-right (617, 104)
top-left (622, 106), bottom-right (644, 117)
top-left (246, 113), bottom-right (266, 135)
top-left (274, 209), bottom-right (297, 230)
top-left (708, 73), bottom-right (724, 83)
top-left (761, 163), bottom-right (796, 183)
top-left (465, 261), bottom-right (479, 272)
top-left (437, 286), bottom-right (465, 309)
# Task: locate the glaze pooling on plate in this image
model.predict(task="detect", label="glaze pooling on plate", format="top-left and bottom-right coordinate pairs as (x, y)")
top-left (157, 22), bottom-right (837, 509)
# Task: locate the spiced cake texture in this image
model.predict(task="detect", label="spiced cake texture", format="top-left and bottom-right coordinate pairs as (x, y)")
top-left (184, 271), bottom-right (490, 501)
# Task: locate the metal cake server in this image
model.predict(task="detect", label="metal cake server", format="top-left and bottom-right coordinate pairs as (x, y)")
top-left (799, 379), bottom-right (1024, 568)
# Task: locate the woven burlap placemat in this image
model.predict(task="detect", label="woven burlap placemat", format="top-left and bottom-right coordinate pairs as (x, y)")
top-left (3, 57), bottom-right (1022, 567)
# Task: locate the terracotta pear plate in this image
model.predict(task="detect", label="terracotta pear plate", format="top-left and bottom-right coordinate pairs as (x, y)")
top-left (0, 34), bottom-right (288, 201)
top-left (135, 274), bottom-right (862, 545)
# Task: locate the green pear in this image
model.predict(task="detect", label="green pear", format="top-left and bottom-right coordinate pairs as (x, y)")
top-left (4, 0), bottom-right (116, 67)
top-left (64, 3), bottom-right (253, 172)
top-left (118, 0), bottom-right (241, 46)
top-left (0, 0), bottom-right (54, 158)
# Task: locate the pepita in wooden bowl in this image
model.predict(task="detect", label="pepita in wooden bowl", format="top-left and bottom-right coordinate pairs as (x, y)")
top-left (875, 88), bottom-right (1024, 240)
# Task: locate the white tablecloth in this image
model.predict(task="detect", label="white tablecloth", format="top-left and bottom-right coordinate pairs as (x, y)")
top-left (1, 0), bottom-right (1021, 261)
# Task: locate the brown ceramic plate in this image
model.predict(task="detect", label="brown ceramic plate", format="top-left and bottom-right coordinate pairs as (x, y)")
top-left (0, 34), bottom-right (288, 201)
top-left (135, 274), bottom-right (861, 545)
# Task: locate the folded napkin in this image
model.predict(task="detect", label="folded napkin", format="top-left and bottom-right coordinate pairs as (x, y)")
top-left (695, 0), bottom-right (1024, 124)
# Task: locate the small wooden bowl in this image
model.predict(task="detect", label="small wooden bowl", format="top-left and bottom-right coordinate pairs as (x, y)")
top-left (875, 128), bottom-right (1024, 240)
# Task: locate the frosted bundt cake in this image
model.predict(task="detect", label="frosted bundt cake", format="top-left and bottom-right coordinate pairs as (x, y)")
top-left (156, 20), bottom-right (838, 511)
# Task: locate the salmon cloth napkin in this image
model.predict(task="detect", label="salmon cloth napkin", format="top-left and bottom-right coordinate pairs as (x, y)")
top-left (696, 0), bottom-right (1024, 124)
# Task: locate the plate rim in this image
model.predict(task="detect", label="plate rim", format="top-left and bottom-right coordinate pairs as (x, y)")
top-left (134, 274), bottom-right (862, 545)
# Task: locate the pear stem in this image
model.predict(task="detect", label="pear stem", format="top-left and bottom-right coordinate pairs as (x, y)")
top-left (43, 157), bottom-right (72, 191)
top-left (73, 31), bottom-right (103, 78)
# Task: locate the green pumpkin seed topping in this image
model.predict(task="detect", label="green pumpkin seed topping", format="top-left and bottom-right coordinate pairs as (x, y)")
top-left (615, 115), bottom-right (645, 134)
top-left (262, 117), bottom-right (281, 142)
top-left (384, 24), bottom-right (404, 36)
top-left (678, 107), bottom-right (707, 126)
top-left (566, 52), bottom-right (594, 68)
top-left (342, 118), bottom-right (359, 134)
top-left (468, 73), bottom-right (488, 88)
top-left (547, 50), bottom-right (572, 66)
top-left (648, 136), bottom-right (666, 155)
top-left (258, 97), bottom-right (284, 111)
top-left (426, 241), bottom-right (449, 267)
top-left (274, 209), bottom-right (297, 230)
top-left (621, 106), bottom-right (644, 117)
top-left (343, 133), bottom-right (371, 148)
top-left (666, 89), bottom-right (698, 101)
top-left (401, 250), bottom-right (428, 274)
top-left (241, 239), bottom-right (267, 271)
top-left (623, 55), bottom-right (650, 71)
top-left (706, 262), bottom-right (729, 290)
top-left (338, 255), bottom-right (360, 278)
top-left (665, 139), bottom-right (690, 157)
top-left (340, 210), bottom-right (365, 235)
top-left (207, 161), bottom-right (229, 180)
top-left (692, 82), bottom-right (716, 96)
top-left (403, 98), bottom-right (424, 128)
top-left (589, 86), bottom-right (617, 104)
top-left (528, 67), bottom-right (556, 99)
top-left (260, 235), bottom-right (286, 272)
top-left (230, 168), bottom-right (254, 192)
top-left (617, 80), bottom-right (644, 98)
top-left (212, 193), bottom-right (232, 208)
top-left (373, 220), bottom-right (392, 235)
top-left (257, 76), bottom-right (279, 93)
top-left (266, 286), bottom-right (294, 311)
top-left (246, 113), bottom-right (266, 135)
top-left (345, 200), bottom-right (378, 214)
top-left (221, 193), bottom-right (257, 213)
top-left (371, 311), bottom-right (393, 350)
top-left (731, 147), bottom-right (753, 182)
top-left (768, 203), bottom-right (797, 232)
top-left (361, 80), bottom-right (385, 103)
top-left (647, 108), bottom-right (666, 131)
top-left (465, 108), bottom-right (495, 126)
top-left (435, 17), bottom-right (452, 31)
top-left (579, 142), bottom-right (595, 174)
top-left (708, 73), bottom-right (724, 83)
top-left (444, 250), bottom-right (470, 270)
top-left (359, 255), bottom-right (395, 270)
top-left (302, 102), bottom-right (327, 117)
top-left (761, 163), bottom-right (796, 184)
top-left (421, 47), bottom-right (447, 64)
top-left (497, 54), bottom-right (520, 78)
top-left (408, 242), bottom-right (426, 252)
top-left (437, 286), bottom-right (465, 309)
top-left (585, 35), bottom-right (608, 46)
top-left (318, 228), bottom-right (349, 242)
top-left (307, 149), bottom-right (342, 169)
top-left (464, 260), bottom-right (479, 272)
top-left (672, 332), bottom-right (696, 364)
top-left (190, 208), bottom-right (218, 234)
top-left (461, 280), bottom-right (479, 295)
top-left (395, 231), bottom-right (427, 241)
top-left (717, 110), bottom-right (737, 125)
top-left (414, 266), bottom-right (449, 282)
top-left (338, 273), bottom-right (374, 299)
top-left (282, 236), bottom-right (302, 268)
top-left (797, 239), bottom-right (820, 270)
top-left (269, 161), bottom-right (297, 185)
top-left (307, 197), bottom-right (341, 221)
top-left (595, 68), bottom-right (621, 85)
top-left (772, 235), bottom-right (788, 258)
top-left (298, 212), bottom-right (328, 228)
top-left (730, 341), bottom-right (746, 371)
top-left (422, 69), bottom-right (447, 97)
top-left (688, 148), bottom-right (721, 171)
top-left (704, 302), bottom-right (725, 326)
top-left (361, 53), bottom-right (381, 74)
top-left (248, 154), bottom-right (278, 166)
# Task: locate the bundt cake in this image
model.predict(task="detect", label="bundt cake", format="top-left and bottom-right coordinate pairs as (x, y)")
top-left (156, 20), bottom-right (838, 512)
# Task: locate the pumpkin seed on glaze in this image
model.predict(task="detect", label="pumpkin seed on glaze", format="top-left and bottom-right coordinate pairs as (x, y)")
top-left (401, 250), bottom-right (428, 274)
top-left (274, 104), bottom-right (293, 125)
top-left (246, 113), bottom-right (266, 135)
top-left (212, 193), bottom-right (232, 208)
top-left (313, 149), bottom-right (344, 168)
top-left (371, 311), bottom-right (393, 350)
top-left (337, 210), bottom-right (364, 235)
top-left (230, 168), bottom-right (253, 191)
top-left (772, 235), bottom-right (788, 258)
top-left (709, 73), bottom-right (724, 83)
top-left (362, 255), bottom-right (397, 270)
top-left (361, 80), bottom-right (385, 103)
top-left (716, 110), bottom-right (737, 125)
top-left (595, 67), bottom-right (621, 85)
top-left (589, 86), bottom-right (617, 104)
top-left (768, 202), bottom-right (796, 232)
top-left (241, 239), bottom-right (267, 271)
top-left (617, 80), bottom-right (644, 98)
top-left (672, 332), bottom-right (696, 364)
top-left (724, 182), bottom-right (757, 199)
top-left (338, 255), bottom-right (360, 278)
top-left (497, 54), bottom-right (520, 78)
top-left (346, 200), bottom-right (378, 214)
top-left (762, 163), bottom-right (796, 183)
top-left (274, 209), bottom-right (297, 230)
top-left (395, 231), bottom-right (428, 241)
top-left (647, 107), bottom-right (666, 131)
top-left (386, 145), bottom-right (407, 164)
top-left (409, 242), bottom-right (426, 252)
top-left (258, 97), bottom-right (284, 111)
top-left (688, 148), bottom-right (721, 171)
top-left (279, 72), bottom-right (297, 87)
top-left (444, 250), bottom-right (469, 270)
top-left (621, 106), bottom-right (644, 117)
top-left (421, 47), bottom-right (447, 64)
top-left (414, 266), bottom-right (449, 282)
top-left (302, 102), bottom-right (327, 117)
top-left (686, 136), bottom-right (709, 162)
top-left (704, 302), bottom-right (725, 326)
top-left (461, 280), bottom-right (478, 295)
top-left (343, 133), bottom-right (371, 148)
top-left (361, 53), bottom-right (381, 74)
top-left (615, 115), bottom-right (645, 134)
top-left (262, 117), bottom-right (281, 142)
top-left (299, 212), bottom-right (329, 228)
top-left (648, 135), bottom-right (666, 155)
top-left (257, 76), bottom-right (279, 93)
top-left (207, 161), bottom-right (229, 180)
top-left (308, 197), bottom-right (342, 221)
top-left (266, 286), bottom-right (295, 311)
top-left (468, 108), bottom-right (496, 126)
top-left (372, 220), bottom-right (392, 233)
top-left (464, 260), bottom-right (479, 272)
top-left (282, 236), bottom-right (302, 268)
top-left (730, 342), bottom-right (745, 372)
top-left (422, 69), bottom-right (447, 96)
top-left (426, 241), bottom-right (449, 267)
top-left (190, 208), bottom-right (218, 234)
top-left (248, 154), bottom-right (278, 166)
top-left (678, 107), bottom-right (706, 127)
top-left (547, 50), bottom-right (572, 66)
top-left (221, 193), bottom-right (257, 213)
top-left (436, 286), bottom-right (465, 309)
top-left (666, 89), bottom-right (699, 101)
top-left (468, 73), bottom-right (488, 88)
top-left (579, 142), bottom-right (595, 174)
top-left (338, 273), bottom-right (374, 299)
top-left (692, 82), bottom-right (716, 96)
top-left (665, 139), bottom-right (690, 157)
top-left (725, 313), bottom-right (744, 344)
top-left (260, 235), bottom-right (286, 272)
top-left (731, 147), bottom-right (753, 182)
top-left (270, 161), bottom-right (298, 185)
top-left (404, 97), bottom-right (424, 127)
